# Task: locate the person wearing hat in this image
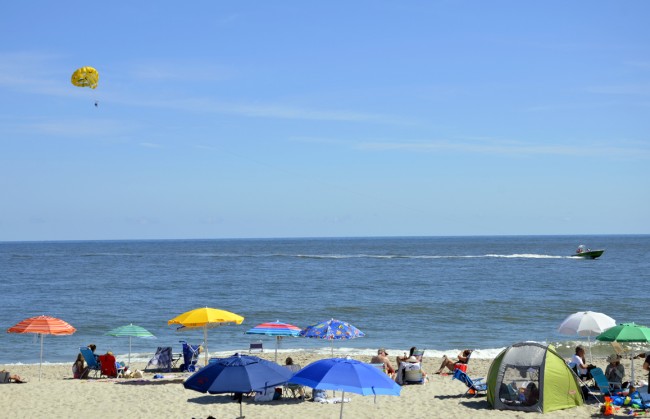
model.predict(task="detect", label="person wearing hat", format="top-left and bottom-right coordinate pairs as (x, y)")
top-left (371, 348), bottom-right (395, 378)
top-left (605, 354), bottom-right (625, 387)
top-left (434, 349), bottom-right (472, 374)
top-left (395, 354), bottom-right (426, 385)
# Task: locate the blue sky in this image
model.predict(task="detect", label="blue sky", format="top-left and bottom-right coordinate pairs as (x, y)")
top-left (1, 1), bottom-right (648, 241)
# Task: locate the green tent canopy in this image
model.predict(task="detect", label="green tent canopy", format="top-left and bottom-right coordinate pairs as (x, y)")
top-left (487, 342), bottom-right (583, 414)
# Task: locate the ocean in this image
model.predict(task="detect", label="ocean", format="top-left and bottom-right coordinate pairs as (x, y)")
top-left (1, 235), bottom-right (648, 365)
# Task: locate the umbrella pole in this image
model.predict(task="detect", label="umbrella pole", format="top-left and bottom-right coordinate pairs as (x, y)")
top-left (340, 390), bottom-right (345, 419)
top-left (39, 333), bottom-right (43, 381)
top-left (587, 335), bottom-right (592, 364)
top-left (204, 325), bottom-right (209, 365)
top-left (128, 336), bottom-right (132, 367)
top-left (631, 356), bottom-right (635, 384)
top-left (238, 395), bottom-right (244, 419)
top-left (275, 336), bottom-right (279, 363)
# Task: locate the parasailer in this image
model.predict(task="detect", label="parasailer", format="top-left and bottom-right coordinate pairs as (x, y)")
top-left (71, 66), bottom-right (99, 89)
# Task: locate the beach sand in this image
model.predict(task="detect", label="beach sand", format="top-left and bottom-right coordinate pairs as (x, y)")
top-left (1, 352), bottom-right (643, 418)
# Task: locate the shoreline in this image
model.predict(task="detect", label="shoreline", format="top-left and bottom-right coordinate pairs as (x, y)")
top-left (3, 351), bottom-right (644, 418)
top-left (3, 339), bottom-right (647, 366)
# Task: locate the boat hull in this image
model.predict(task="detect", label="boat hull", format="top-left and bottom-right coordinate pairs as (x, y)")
top-left (571, 250), bottom-right (605, 259)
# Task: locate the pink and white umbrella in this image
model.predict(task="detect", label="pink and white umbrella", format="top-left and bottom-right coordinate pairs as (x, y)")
top-left (245, 320), bottom-right (301, 363)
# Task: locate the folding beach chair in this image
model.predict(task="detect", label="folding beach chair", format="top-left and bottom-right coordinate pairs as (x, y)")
top-left (180, 340), bottom-right (201, 372)
top-left (80, 347), bottom-right (101, 378)
top-left (283, 364), bottom-right (305, 399)
top-left (98, 353), bottom-right (124, 378)
top-left (249, 341), bottom-right (263, 353)
top-left (412, 349), bottom-right (425, 362)
top-left (403, 369), bottom-right (425, 385)
top-left (590, 368), bottom-right (619, 396)
top-left (145, 347), bottom-right (177, 372)
top-left (452, 368), bottom-right (487, 397)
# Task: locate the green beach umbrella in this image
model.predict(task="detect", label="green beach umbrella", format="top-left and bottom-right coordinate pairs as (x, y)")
top-left (596, 322), bottom-right (650, 342)
top-left (106, 323), bottom-right (156, 367)
top-left (596, 322), bottom-right (650, 383)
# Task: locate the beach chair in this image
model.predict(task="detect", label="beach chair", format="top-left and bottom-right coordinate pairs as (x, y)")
top-left (80, 347), bottom-right (101, 378)
top-left (370, 363), bottom-right (387, 373)
top-left (180, 340), bottom-right (201, 372)
top-left (283, 364), bottom-right (305, 399)
top-left (98, 353), bottom-right (124, 378)
top-left (145, 347), bottom-right (176, 372)
top-left (397, 362), bottom-right (425, 385)
top-left (452, 368), bottom-right (487, 397)
top-left (591, 368), bottom-right (618, 396)
top-left (249, 341), bottom-right (263, 353)
top-left (403, 369), bottom-right (425, 385)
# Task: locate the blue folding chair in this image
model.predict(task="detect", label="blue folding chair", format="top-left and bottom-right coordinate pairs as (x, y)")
top-left (79, 347), bottom-right (101, 378)
top-left (180, 340), bottom-right (201, 372)
top-left (452, 368), bottom-right (487, 397)
top-left (590, 367), bottom-right (618, 396)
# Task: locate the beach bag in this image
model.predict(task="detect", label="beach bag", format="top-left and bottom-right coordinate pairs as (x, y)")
top-left (0, 371), bottom-right (9, 384)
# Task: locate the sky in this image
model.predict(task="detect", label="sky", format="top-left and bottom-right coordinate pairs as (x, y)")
top-left (1, 1), bottom-right (649, 241)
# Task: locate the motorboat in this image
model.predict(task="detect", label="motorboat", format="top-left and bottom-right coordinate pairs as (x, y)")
top-left (571, 245), bottom-right (604, 259)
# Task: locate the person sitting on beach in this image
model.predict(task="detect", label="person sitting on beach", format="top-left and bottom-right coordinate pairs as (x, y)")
top-left (72, 353), bottom-right (88, 379)
top-left (637, 353), bottom-right (650, 388)
top-left (371, 348), bottom-right (396, 378)
top-left (395, 355), bottom-right (426, 385)
top-left (605, 354), bottom-right (625, 387)
top-left (87, 344), bottom-right (99, 362)
top-left (396, 346), bottom-right (418, 366)
top-left (569, 346), bottom-right (595, 380)
top-left (524, 382), bottom-right (539, 406)
top-left (284, 357), bottom-right (305, 399)
top-left (434, 349), bottom-right (472, 374)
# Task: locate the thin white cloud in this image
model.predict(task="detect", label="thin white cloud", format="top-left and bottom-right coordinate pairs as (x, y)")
top-left (0, 52), bottom-right (399, 124)
top-left (357, 137), bottom-right (650, 158)
top-left (139, 142), bottom-right (163, 148)
top-left (3, 118), bottom-right (136, 139)
top-left (128, 62), bottom-right (233, 82)
top-left (585, 84), bottom-right (650, 95)
top-left (120, 96), bottom-right (398, 123)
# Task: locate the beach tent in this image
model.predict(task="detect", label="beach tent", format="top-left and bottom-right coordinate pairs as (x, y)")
top-left (487, 342), bottom-right (583, 414)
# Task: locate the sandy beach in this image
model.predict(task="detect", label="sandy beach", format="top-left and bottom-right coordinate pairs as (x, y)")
top-left (4, 351), bottom-right (643, 419)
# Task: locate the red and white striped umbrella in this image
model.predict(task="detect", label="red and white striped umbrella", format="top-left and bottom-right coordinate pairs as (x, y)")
top-left (7, 315), bottom-right (76, 380)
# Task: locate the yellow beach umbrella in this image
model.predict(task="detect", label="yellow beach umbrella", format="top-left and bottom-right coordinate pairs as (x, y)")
top-left (168, 307), bottom-right (244, 365)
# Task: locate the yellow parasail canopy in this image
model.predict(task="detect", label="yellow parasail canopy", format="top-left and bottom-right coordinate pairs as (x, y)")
top-left (71, 66), bottom-right (99, 89)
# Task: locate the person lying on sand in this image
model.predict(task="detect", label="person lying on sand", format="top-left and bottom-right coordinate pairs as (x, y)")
top-left (1, 370), bottom-right (26, 383)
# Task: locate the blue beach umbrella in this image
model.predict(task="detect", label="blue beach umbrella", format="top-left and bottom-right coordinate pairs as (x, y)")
top-left (300, 318), bottom-right (365, 355)
top-left (184, 353), bottom-right (292, 418)
top-left (289, 357), bottom-right (401, 418)
top-left (245, 320), bottom-right (301, 363)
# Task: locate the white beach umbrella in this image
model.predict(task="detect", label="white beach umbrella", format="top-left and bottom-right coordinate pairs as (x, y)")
top-left (558, 311), bottom-right (616, 363)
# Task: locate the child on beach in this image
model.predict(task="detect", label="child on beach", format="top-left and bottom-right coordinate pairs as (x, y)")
top-left (72, 353), bottom-right (87, 379)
